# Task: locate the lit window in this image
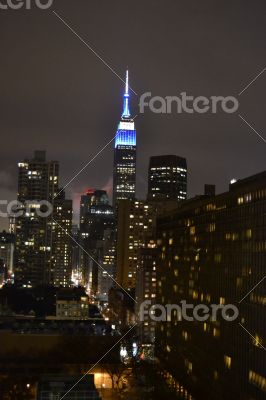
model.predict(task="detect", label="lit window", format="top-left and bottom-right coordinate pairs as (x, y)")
top-left (224, 355), bottom-right (231, 369)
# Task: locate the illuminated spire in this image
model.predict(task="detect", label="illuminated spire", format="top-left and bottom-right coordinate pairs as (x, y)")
top-left (122, 70), bottom-right (131, 118)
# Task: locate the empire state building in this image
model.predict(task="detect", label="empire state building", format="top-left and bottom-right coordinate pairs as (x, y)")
top-left (113, 71), bottom-right (136, 205)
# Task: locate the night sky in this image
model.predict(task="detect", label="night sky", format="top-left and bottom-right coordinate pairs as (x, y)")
top-left (0, 0), bottom-right (265, 229)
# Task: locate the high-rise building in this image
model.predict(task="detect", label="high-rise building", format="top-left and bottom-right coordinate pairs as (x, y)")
top-left (135, 239), bottom-right (157, 349)
top-left (156, 171), bottom-right (266, 400)
top-left (148, 155), bottom-right (187, 201)
top-left (52, 193), bottom-right (73, 287)
top-left (71, 224), bottom-right (82, 286)
top-left (116, 199), bottom-right (156, 290)
top-left (80, 189), bottom-right (109, 230)
top-left (113, 71), bottom-right (136, 205)
top-left (15, 151), bottom-right (72, 287)
top-left (79, 189), bottom-right (114, 295)
top-left (98, 227), bottom-right (116, 302)
top-left (0, 231), bottom-right (15, 285)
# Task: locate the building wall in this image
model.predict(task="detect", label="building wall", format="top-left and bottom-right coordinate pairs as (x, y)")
top-left (52, 197), bottom-right (72, 287)
top-left (135, 242), bottom-right (157, 345)
top-left (15, 151), bottom-right (72, 287)
top-left (116, 200), bottom-right (156, 290)
top-left (156, 172), bottom-right (266, 400)
top-left (56, 298), bottom-right (89, 319)
top-left (0, 231), bottom-right (15, 284)
top-left (113, 144), bottom-right (136, 205)
top-left (15, 152), bottom-right (59, 286)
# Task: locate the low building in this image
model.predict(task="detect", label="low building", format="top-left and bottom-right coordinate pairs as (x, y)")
top-left (37, 375), bottom-right (101, 400)
top-left (56, 289), bottom-right (89, 320)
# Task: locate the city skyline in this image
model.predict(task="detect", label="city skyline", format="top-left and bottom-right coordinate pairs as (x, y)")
top-left (0, 0), bottom-right (266, 231)
top-left (0, 2), bottom-right (266, 399)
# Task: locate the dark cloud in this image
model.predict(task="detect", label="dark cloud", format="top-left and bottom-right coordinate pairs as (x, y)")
top-left (0, 0), bottom-right (265, 229)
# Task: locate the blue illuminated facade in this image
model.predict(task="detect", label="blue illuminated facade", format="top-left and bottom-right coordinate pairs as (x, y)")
top-left (114, 124), bottom-right (136, 148)
top-left (113, 70), bottom-right (137, 204)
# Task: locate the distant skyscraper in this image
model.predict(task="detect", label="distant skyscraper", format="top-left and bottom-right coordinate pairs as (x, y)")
top-left (113, 70), bottom-right (136, 205)
top-left (71, 224), bottom-right (82, 286)
top-left (15, 151), bottom-right (72, 287)
top-left (79, 189), bottom-right (114, 295)
top-left (148, 155), bottom-right (187, 201)
top-left (0, 231), bottom-right (15, 285)
top-left (80, 189), bottom-right (109, 231)
top-left (116, 199), bottom-right (156, 290)
top-left (52, 192), bottom-right (73, 287)
top-left (98, 227), bottom-right (116, 301)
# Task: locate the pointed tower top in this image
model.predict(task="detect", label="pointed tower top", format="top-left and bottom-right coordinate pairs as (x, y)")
top-left (122, 70), bottom-right (131, 118)
top-left (125, 69), bottom-right (129, 96)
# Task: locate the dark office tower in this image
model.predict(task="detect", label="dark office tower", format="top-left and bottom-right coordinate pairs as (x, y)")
top-left (80, 189), bottom-right (109, 230)
top-left (113, 70), bottom-right (136, 205)
top-left (148, 155), bottom-right (187, 201)
top-left (79, 189), bottom-right (114, 294)
top-left (15, 151), bottom-right (72, 287)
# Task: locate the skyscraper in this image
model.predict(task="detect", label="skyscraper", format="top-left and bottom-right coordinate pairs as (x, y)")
top-left (116, 199), bottom-right (156, 290)
top-left (113, 70), bottom-right (136, 205)
top-left (135, 239), bottom-right (157, 350)
top-left (52, 192), bottom-right (73, 287)
top-left (148, 155), bottom-right (187, 201)
top-left (15, 151), bottom-right (72, 287)
top-left (0, 231), bottom-right (15, 285)
top-left (156, 171), bottom-right (266, 400)
top-left (15, 151), bottom-right (58, 286)
top-left (79, 189), bottom-right (114, 295)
